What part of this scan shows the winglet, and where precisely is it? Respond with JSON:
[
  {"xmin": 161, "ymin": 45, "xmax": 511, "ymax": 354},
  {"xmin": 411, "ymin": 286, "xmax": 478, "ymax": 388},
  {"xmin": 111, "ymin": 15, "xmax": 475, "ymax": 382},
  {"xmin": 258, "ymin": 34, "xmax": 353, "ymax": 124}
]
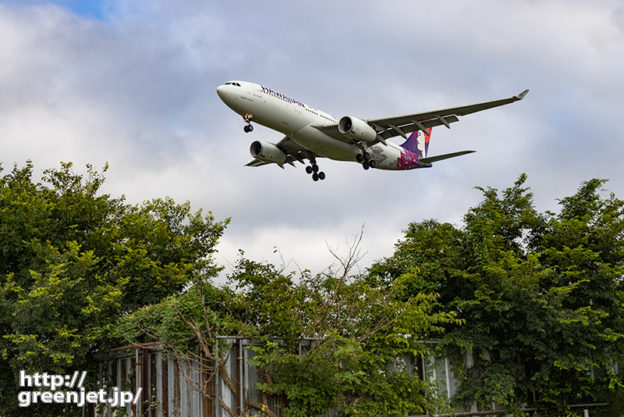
[{"xmin": 516, "ymin": 89, "xmax": 529, "ymax": 100}]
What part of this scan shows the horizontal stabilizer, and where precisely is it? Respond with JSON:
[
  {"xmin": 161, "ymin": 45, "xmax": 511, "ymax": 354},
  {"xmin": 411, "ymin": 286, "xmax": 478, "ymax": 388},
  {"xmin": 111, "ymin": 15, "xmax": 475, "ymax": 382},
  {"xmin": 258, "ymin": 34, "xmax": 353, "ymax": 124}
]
[{"xmin": 420, "ymin": 150, "xmax": 475, "ymax": 164}]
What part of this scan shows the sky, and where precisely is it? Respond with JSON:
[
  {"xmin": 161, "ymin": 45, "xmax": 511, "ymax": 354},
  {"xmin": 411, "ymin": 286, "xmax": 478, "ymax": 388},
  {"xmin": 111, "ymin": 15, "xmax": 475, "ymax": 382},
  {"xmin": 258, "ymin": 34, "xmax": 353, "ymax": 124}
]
[{"xmin": 1, "ymin": 0, "xmax": 624, "ymax": 278}]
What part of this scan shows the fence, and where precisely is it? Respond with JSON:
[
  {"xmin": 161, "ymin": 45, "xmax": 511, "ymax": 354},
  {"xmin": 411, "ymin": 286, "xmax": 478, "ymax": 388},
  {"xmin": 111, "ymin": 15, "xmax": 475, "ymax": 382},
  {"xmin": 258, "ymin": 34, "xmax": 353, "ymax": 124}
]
[
  {"xmin": 94, "ymin": 341, "xmax": 205, "ymax": 417},
  {"xmin": 93, "ymin": 337, "xmax": 461, "ymax": 417},
  {"xmin": 93, "ymin": 337, "xmax": 286, "ymax": 417},
  {"xmin": 93, "ymin": 338, "xmax": 618, "ymax": 417}
]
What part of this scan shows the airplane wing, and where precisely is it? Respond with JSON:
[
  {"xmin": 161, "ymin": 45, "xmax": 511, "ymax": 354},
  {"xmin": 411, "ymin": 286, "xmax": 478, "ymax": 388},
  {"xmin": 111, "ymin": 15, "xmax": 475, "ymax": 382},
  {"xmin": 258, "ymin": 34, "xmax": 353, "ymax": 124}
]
[
  {"xmin": 369, "ymin": 89, "xmax": 529, "ymax": 141},
  {"xmin": 313, "ymin": 89, "xmax": 529, "ymax": 144},
  {"xmin": 245, "ymin": 136, "xmax": 321, "ymax": 168}
]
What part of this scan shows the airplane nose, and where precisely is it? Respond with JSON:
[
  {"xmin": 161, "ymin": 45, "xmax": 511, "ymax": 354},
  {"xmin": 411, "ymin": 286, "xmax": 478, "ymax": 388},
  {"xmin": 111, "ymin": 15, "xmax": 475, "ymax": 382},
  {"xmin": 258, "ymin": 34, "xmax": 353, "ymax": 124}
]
[
  {"xmin": 216, "ymin": 84, "xmax": 235, "ymax": 104},
  {"xmin": 216, "ymin": 85, "xmax": 226, "ymax": 99}
]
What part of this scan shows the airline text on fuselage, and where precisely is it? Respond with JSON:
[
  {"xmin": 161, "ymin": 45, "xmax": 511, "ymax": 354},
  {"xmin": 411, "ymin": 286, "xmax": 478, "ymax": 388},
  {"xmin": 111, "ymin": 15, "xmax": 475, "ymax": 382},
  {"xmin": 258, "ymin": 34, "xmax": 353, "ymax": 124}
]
[{"xmin": 260, "ymin": 85, "xmax": 305, "ymax": 108}]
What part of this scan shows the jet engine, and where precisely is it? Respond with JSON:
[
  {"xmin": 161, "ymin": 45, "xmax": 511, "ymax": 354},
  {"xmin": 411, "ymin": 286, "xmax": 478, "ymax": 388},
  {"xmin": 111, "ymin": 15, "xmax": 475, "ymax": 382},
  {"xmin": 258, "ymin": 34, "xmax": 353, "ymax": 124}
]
[
  {"xmin": 250, "ymin": 140, "xmax": 287, "ymax": 164},
  {"xmin": 338, "ymin": 116, "xmax": 377, "ymax": 143}
]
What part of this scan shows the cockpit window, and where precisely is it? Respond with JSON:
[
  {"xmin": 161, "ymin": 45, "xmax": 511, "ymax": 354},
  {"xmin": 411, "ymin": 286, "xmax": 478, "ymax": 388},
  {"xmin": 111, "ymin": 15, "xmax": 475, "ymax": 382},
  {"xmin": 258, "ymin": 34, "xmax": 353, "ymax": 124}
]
[{"xmin": 225, "ymin": 82, "xmax": 242, "ymax": 87}]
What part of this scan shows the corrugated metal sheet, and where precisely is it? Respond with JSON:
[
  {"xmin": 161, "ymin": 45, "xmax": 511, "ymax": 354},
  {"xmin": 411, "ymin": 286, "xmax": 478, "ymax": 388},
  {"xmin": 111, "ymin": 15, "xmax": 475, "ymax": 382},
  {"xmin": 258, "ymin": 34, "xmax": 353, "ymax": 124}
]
[
  {"xmin": 95, "ymin": 342, "xmax": 206, "ymax": 417},
  {"xmin": 94, "ymin": 338, "xmax": 284, "ymax": 417},
  {"xmin": 95, "ymin": 338, "xmax": 523, "ymax": 417}
]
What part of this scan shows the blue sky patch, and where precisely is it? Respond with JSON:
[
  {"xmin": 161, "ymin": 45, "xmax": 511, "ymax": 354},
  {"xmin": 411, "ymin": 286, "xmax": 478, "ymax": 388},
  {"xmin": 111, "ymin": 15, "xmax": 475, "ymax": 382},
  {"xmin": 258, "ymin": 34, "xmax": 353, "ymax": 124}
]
[
  {"xmin": 49, "ymin": 0, "xmax": 108, "ymax": 20},
  {"xmin": 1, "ymin": 0, "xmax": 109, "ymax": 20}
]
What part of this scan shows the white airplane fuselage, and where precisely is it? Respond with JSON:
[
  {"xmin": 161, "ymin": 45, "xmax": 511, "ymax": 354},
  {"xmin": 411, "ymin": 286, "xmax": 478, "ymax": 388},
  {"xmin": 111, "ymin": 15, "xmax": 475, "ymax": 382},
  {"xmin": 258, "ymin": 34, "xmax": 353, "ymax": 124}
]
[{"xmin": 216, "ymin": 81, "xmax": 413, "ymax": 170}]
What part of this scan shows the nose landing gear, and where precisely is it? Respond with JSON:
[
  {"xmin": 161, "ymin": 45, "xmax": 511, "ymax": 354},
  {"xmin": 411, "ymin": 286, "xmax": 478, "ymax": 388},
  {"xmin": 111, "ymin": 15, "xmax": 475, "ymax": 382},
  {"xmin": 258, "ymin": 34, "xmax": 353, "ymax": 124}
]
[{"xmin": 243, "ymin": 113, "xmax": 254, "ymax": 133}]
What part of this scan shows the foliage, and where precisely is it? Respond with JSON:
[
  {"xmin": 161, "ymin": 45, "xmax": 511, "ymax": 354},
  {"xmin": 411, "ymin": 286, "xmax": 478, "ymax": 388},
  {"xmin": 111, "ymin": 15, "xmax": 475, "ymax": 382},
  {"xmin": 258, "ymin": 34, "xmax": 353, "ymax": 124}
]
[
  {"xmin": 234, "ymin": 257, "xmax": 459, "ymax": 417},
  {"xmin": 0, "ymin": 161, "xmax": 228, "ymax": 416},
  {"xmin": 5, "ymin": 160, "xmax": 622, "ymax": 416},
  {"xmin": 119, "ymin": 241, "xmax": 461, "ymax": 417},
  {"xmin": 369, "ymin": 174, "xmax": 624, "ymax": 413}
]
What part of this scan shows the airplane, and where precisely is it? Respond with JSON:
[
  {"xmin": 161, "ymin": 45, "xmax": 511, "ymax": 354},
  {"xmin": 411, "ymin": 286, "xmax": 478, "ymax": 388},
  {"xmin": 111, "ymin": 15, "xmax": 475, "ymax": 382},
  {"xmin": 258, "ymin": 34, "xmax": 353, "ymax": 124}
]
[{"xmin": 216, "ymin": 81, "xmax": 528, "ymax": 182}]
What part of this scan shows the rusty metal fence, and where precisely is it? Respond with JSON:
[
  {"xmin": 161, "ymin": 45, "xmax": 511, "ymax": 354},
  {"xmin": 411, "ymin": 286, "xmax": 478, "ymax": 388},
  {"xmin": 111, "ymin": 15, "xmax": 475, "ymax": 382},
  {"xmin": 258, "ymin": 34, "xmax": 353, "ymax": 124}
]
[
  {"xmin": 94, "ymin": 339, "xmax": 621, "ymax": 417},
  {"xmin": 92, "ymin": 338, "xmax": 452, "ymax": 417},
  {"xmin": 94, "ymin": 341, "xmax": 206, "ymax": 417},
  {"xmin": 93, "ymin": 337, "xmax": 285, "ymax": 417}
]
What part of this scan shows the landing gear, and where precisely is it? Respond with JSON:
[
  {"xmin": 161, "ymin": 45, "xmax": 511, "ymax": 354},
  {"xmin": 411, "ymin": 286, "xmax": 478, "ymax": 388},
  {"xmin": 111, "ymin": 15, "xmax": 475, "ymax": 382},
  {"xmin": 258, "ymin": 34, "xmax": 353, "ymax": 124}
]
[
  {"xmin": 243, "ymin": 113, "xmax": 254, "ymax": 133},
  {"xmin": 305, "ymin": 161, "xmax": 325, "ymax": 181},
  {"xmin": 357, "ymin": 149, "xmax": 376, "ymax": 170}
]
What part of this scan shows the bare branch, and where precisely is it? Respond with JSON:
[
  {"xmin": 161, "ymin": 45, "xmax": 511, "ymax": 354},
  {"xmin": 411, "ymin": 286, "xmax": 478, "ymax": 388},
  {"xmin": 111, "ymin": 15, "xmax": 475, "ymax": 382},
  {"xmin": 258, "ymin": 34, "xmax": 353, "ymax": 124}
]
[{"xmin": 325, "ymin": 224, "xmax": 367, "ymax": 281}]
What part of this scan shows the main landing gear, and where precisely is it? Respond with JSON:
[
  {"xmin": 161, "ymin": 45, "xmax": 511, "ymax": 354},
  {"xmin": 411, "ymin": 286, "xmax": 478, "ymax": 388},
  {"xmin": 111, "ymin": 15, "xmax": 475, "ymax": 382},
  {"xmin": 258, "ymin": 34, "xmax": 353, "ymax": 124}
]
[
  {"xmin": 243, "ymin": 113, "xmax": 254, "ymax": 133},
  {"xmin": 305, "ymin": 162, "xmax": 326, "ymax": 181},
  {"xmin": 356, "ymin": 151, "xmax": 376, "ymax": 170}
]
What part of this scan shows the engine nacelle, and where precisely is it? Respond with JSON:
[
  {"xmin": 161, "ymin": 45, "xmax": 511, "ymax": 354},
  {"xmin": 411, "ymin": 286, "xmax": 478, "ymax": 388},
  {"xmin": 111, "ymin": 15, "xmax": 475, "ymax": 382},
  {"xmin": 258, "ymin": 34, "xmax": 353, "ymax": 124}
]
[
  {"xmin": 250, "ymin": 140, "xmax": 287, "ymax": 164},
  {"xmin": 338, "ymin": 116, "xmax": 377, "ymax": 143}
]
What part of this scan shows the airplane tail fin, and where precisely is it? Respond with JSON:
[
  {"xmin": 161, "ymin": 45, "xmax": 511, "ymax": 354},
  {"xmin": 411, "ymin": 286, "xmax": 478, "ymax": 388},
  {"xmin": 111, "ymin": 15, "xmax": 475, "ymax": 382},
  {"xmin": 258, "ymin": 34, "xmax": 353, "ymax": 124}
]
[{"xmin": 400, "ymin": 128, "xmax": 431, "ymax": 159}]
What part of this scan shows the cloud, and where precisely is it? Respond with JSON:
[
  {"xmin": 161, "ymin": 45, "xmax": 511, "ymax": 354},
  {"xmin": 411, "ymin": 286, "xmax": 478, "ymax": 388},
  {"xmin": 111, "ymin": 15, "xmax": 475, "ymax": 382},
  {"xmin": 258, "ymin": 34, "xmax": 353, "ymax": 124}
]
[{"xmin": 1, "ymin": 0, "xmax": 623, "ymax": 276}]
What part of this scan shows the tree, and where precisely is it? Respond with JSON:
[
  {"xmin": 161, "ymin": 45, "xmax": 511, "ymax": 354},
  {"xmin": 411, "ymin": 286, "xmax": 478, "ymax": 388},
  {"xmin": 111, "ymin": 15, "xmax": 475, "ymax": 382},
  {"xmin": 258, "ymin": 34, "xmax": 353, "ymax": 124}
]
[
  {"xmin": 117, "ymin": 234, "xmax": 460, "ymax": 417},
  {"xmin": 369, "ymin": 174, "xmax": 624, "ymax": 414},
  {"xmin": 0, "ymin": 161, "xmax": 228, "ymax": 416}
]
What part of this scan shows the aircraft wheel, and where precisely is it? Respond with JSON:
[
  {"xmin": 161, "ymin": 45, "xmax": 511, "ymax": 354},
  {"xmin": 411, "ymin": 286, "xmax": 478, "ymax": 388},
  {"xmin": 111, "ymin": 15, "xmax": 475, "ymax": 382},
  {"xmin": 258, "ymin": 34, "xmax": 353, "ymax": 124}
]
[
  {"xmin": 363, "ymin": 161, "xmax": 370, "ymax": 170},
  {"xmin": 305, "ymin": 166, "xmax": 313, "ymax": 174},
  {"xmin": 363, "ymin": 151, "xmax": 370, "ymax": 161},
  {"xmin": 356, "ymin": 154, "xmax": 364, "ymax": 163},
  {"xmin": 312, "ymin": 164, "xmax": 319, "ymax": 172},
  {"xmin": 244, "ymin": 125, "xmax": 253, "ymax": 133},
  {"xmin": 318, "ymin": 172, "xmax": 326, "ymax": 180},
  {"xmin": 369, "ymin": 160, "xmax": 376, "ymax": 169},
  {"xmin": 312, "ymin": 173, "xmax": 319, "ymax": 181}
]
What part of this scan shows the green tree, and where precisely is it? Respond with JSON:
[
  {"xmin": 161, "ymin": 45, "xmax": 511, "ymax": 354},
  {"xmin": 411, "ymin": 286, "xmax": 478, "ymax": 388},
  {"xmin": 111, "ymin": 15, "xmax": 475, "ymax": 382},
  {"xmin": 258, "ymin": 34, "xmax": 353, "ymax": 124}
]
[
  {"xmin": 118, "ymin": 238, "xmax": 460, "ymax": 417},
  {"xmin": 0, "ymin": 161, "xmax": 228, "ymax": 416},
  {"xmin": 369, "ymin": 175, "xmax": 624, "ymax": 414}
]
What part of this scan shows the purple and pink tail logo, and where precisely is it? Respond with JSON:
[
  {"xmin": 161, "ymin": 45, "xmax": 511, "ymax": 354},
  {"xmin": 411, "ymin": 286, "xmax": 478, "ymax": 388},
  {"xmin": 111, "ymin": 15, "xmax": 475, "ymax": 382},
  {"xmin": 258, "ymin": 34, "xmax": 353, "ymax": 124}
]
[{"xmin": 400, "ymin": 128, "xmax": 431, "ymax": 159}]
